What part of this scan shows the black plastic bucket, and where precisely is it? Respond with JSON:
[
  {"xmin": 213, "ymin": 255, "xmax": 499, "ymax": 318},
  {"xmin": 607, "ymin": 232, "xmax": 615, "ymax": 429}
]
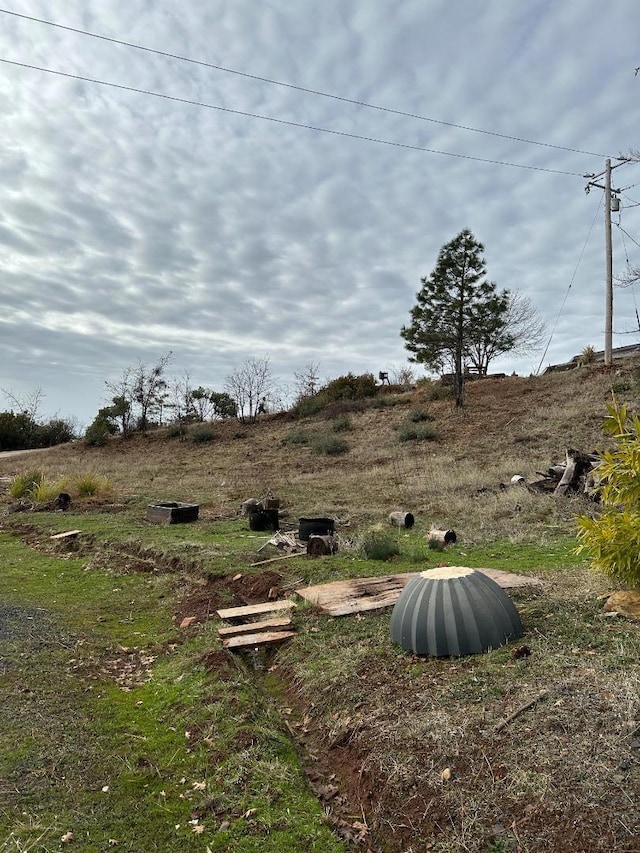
[{"xmin": 298, "ymin": 517, "xmax": 335, "ymax": 541}]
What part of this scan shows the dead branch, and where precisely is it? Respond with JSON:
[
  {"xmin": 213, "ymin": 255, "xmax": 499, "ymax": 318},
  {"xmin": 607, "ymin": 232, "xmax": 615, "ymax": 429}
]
[{"xmin": 491, "ymin": 689, "xmax": 549, "ymax": 734}]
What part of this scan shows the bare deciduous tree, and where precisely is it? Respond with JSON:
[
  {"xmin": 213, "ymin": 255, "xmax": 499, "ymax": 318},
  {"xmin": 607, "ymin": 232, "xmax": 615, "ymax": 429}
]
[
  {"xmin": 1, "ymin": 386, "xmax": 44, "ymax": 419},
  {"xmin": 225, "ymin": 356, "xmax": 274, "ymax": 424},
  {"xmin": 293, "ymin": 362, "xmax": 321, "ymax": 402},
  {"xmin": 105, "ymin": 352, "xmax": 172, "ymax": 433}
]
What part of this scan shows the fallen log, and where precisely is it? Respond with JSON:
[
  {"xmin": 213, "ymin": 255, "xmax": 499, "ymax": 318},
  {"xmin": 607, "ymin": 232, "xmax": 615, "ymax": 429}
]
[
  {"xmin": 428, "ymin": 528, "xmax": 457, "ymax": 548},
  {"xmin": 388, "ymin": 511, "xmax": 415, "ymax": 529}
]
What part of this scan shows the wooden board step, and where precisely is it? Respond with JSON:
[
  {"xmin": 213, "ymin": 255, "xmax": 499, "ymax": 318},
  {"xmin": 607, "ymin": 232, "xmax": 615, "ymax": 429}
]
[
  {"xmin": 222, "ymin": 630, "xmax": 296, "ymax": 650},
  {"xmin": 50, "ymin": 530, "xmax": 81, "ymax": 540},
  {"xmin": 218, "ymin": 617, "xmax": 292, "ymax": 638},
  {"xmin": 216, "ymin": 600, "xmax": 296, "ymax": 620}
]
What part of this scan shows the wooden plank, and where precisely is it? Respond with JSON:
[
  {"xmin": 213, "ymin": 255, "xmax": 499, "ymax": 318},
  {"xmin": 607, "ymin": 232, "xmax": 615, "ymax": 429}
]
[
  {"xmin": 50, "ymin": 530, "xmax": 81, "ymax": 540},
  {"xmin": 296, "ymin": 568, "xmax": 543, "ymax": 617},
  {"xmin": 216, "ymin": 599, "xmax": 295, "ymax": 620},
  {"xmin": 250, "ymin": 552, "xmax": 304, "ymax": 567},
  {"xmin": 218, "ymin": 617, "xmax": 292, "ymax": 638},
  {"xmin": 222, "ymin": 630, "xmax": 296, "ymax": 649}
]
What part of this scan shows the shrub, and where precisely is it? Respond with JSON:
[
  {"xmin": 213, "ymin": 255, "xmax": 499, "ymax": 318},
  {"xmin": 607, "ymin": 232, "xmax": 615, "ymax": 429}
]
[
  {"xmin": 188, "ymin": 424, "xmax": 215, "ymax": 443},
  {"xmin": 331, "ymin": 415, "xmax": 352, "ymax": 433},
  {"xmin": 9, "ymin": 470, "xmax": 44, "ymax": 499},
  {"xmin": 576, "ymin": 399, "xmax": 640, "ymax": 585},
  {"xmin": 359, "ymin": 530, "xmax": 400, "ymax": 561},
  {"xmin": 311, "ymin": 435, "xmax": 349, "ymax": 456},
  {"xmin": 292, "ymin": 395, "xmax": 325, "ymax": 418},
  {"xmin": 75, "ymin": 472, "xmax": 111, "ymax": 497},
  {"xmin": 410, "ymin": 407, "xmax": 433, "ymax": 423},
  {"xmin": 321, "ymin": 372, "xmax": 377, "ymax": 402},
  {"xmin": 281, "ymin": 427, "xmax": 311, "ymax": 446},
  {"xmin": 427, "ymin": 383, "xmax": 451, "ymax": 401},
  {"xmin": 611, "ymin": 380, "xmax": 631, "ymax": 394},
  {"xmin": 398, "ymin": 424, "xmax": 439, "ymax": 442},
  {"xmin": 166, "ymin": 423, "xmax": 186, "ymax": 438},
  {"xmin": 0, "ymin": 411, "xmax": 38, "ymax": 451},
  {"xmin": 84, "ymin": 416, "xmax": 114, "ymax": 447},
  {"xmin": 36, "ymin": 418, "xmax": 77, "ymax": 446}
]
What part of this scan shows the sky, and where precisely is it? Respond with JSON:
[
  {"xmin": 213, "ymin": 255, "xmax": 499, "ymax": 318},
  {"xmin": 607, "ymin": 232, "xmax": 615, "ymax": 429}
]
[{"xmin": 1, "ymin": 0, "xmax": 639, "ymax": 427}]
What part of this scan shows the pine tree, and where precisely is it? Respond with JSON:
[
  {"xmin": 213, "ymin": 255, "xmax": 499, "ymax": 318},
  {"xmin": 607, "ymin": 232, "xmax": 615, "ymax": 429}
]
[{"xmin": 401, "ymin": 229, "xmax": 510, "ymax": 406}]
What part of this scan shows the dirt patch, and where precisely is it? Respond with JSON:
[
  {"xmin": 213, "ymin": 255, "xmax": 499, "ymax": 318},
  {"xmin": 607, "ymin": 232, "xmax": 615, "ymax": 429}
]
[
  {"xmin": 269, "ymin": 657, "xmax": 640, "ymax": 853},
  {"xmin": 174, "ymin": 570, "xmax": 284, "ymax": 626}
]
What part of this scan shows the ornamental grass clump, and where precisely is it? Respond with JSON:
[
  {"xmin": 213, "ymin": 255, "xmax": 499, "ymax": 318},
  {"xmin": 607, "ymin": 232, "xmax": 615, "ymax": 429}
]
[
  {"xmin": 74, "ymin": 472, "xmax": 111, "ymax": 497},
  {"xmin": 9, "ymin": 470, "xmax": 44, "ymax": 499},
  {"xmin": 31, "ymin": 477, "xmax": 70, "ymax": 502},
  {"xmin": 576, "ymin": 399, "xmax": 640, "ymax": 586}
]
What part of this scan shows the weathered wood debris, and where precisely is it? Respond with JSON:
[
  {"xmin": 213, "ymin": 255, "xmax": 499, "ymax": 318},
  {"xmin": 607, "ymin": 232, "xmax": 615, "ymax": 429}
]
[
  {"xmin": 514, "ymin": 448, "xmax": 601, "ymax": 497},
  {"xmin": 216, "ymin": 600, "xmax": 296, "ymax": 650}
]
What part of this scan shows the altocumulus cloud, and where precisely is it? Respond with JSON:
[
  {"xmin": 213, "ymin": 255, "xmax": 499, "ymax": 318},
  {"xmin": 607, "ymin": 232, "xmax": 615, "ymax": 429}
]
[{"xmin": 0, "ymin": 0, "xmax": 638, "ymax": 424}]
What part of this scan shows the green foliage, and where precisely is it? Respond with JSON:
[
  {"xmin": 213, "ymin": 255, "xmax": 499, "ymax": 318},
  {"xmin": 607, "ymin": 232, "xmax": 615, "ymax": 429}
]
[
  {"xmin": 410, "ymin": 407, "xmax": 433, "ymax": 423},
  {"xmin": 0, "ymin": 412, "xmax": 74, "ymax": 450},
  {"xmin": 331, "ymin": 414, "xmax": 352, "ymax": 432},
  {"xmin": 0, "ymin": 411, "xmax": 38, "ymax": 450},
  {"xmin": 188, "ymin": 424, "xmax": 215, "ymax": 443},
  {"xmin": 576, "ymin": 399, "xmax": 640, "ymax": 585},
  {"xmin": 401, "ymin": 229, "xmax": 511, "ymax": 406},
  {"xmin": 321, "ymin": 372, "xmax": 377, "ymax": 402},
  {"xmin": 611, "ymin": 380, "xmax": 631, "ymax": 394},
  {"xmin": 398, "ymin": 423, "xmax": 439, "ymax": 442},
  {"xmin": 281, "ymin": 427, "xmax": 311, "ymax": 446},
  {"xmin": 209, "ymin": 390, "xmax": 238, "ymax": 419},
  {"xmin": 292, "ymin": 395, "xmax": 324, "ymax": 417},
  {"xmin": 166, "ymin": 422, "xmax": 186, "ymax": 438},
  {"xmin": 311, "ymin": 435, "xmax": 349, "ymax": 456},
  {"xmin": 359, "ymin": 530, "xmax": 400, "ymax": 561},
  {"xmin": 84, "ymin": 415, "xmax": 114, "ymax": 447},
  {"xmin": 9, "ymin": 470, "xmax": 44, "ymax": 499}
]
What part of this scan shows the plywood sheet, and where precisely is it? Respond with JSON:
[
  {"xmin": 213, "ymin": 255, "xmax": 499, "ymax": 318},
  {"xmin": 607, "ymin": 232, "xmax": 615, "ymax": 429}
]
[{"xmin": 297, "ymin": 568, "xmax": 543, "ymax": 617}]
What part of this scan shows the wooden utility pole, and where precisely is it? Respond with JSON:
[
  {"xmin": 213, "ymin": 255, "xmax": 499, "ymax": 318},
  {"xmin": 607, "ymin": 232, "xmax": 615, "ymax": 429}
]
[
  {"xmin": 604, "ymin": 158, "xmax": 613, "ymax": 366},
  {"xmin": 584, "ymin": 158, "xmax": 627, "ymax": 366}
]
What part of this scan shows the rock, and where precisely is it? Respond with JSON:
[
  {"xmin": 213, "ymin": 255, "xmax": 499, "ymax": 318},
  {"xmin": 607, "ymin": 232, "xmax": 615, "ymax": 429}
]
[{"xmin": 603, "ymin": 590, "xmax": 640, "ymax": 620}]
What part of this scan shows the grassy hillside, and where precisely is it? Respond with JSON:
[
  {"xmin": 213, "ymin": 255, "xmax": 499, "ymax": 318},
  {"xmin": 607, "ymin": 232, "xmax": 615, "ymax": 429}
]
[{"xmin": 0, "ymin": 362, "xmax": 638, "ymax": 852}]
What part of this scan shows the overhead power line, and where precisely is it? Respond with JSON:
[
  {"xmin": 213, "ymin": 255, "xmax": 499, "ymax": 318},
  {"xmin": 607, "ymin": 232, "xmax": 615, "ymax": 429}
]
[
  {"xmin": 0, "ymin": 6, "xmax": 612, "ymax": 160},
  {"xmin": 535, "ymin": 196, "xmax": 603, "ymax": 374},
  {"xmin": 0, "ymin": 58, "xmax": 586, "ymax": 176}
]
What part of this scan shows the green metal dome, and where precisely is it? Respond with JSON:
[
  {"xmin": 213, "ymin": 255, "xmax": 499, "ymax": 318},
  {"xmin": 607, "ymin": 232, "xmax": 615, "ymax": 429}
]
[{"xmin": 390, "ymin": 567, "xmax": 523, "ymax": 657}]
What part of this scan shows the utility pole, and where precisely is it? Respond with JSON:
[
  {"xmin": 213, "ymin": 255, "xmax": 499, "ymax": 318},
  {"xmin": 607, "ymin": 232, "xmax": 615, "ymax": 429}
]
[
  {"xmin": 584, "ymin": 159, "xmax": 627, "ymax": 366},
  {"xmin": 604, "ymin": 159, "xmax": 613, "ymax": 365}
]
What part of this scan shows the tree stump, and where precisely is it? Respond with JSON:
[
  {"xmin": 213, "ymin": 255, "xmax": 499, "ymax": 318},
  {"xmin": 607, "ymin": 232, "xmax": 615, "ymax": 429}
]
[{"xmin": 306, "ymin": 535, "xmax": 338, "ymax": 557}]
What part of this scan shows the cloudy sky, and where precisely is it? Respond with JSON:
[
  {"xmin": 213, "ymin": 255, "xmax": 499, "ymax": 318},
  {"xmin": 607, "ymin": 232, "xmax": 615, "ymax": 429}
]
[{"xmin": 1, "ymin": 1, "xmax": 639, "ymax": 426}]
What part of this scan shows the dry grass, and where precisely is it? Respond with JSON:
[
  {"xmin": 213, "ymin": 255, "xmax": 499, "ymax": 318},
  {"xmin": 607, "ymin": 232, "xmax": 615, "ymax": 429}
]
[
  {"xmin": 2, "ymin": 362, "xmax": 639, "ymax": 852},
  {"xmin": 2, "ymin": 364, "xmax": 631, "ymax": 541}
]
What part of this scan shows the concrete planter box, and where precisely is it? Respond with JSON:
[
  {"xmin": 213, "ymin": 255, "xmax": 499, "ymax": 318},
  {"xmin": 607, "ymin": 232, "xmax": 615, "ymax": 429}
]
[{"xmin": 147, "ymin": 502, "xmax": 199, "ymax": 524}]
